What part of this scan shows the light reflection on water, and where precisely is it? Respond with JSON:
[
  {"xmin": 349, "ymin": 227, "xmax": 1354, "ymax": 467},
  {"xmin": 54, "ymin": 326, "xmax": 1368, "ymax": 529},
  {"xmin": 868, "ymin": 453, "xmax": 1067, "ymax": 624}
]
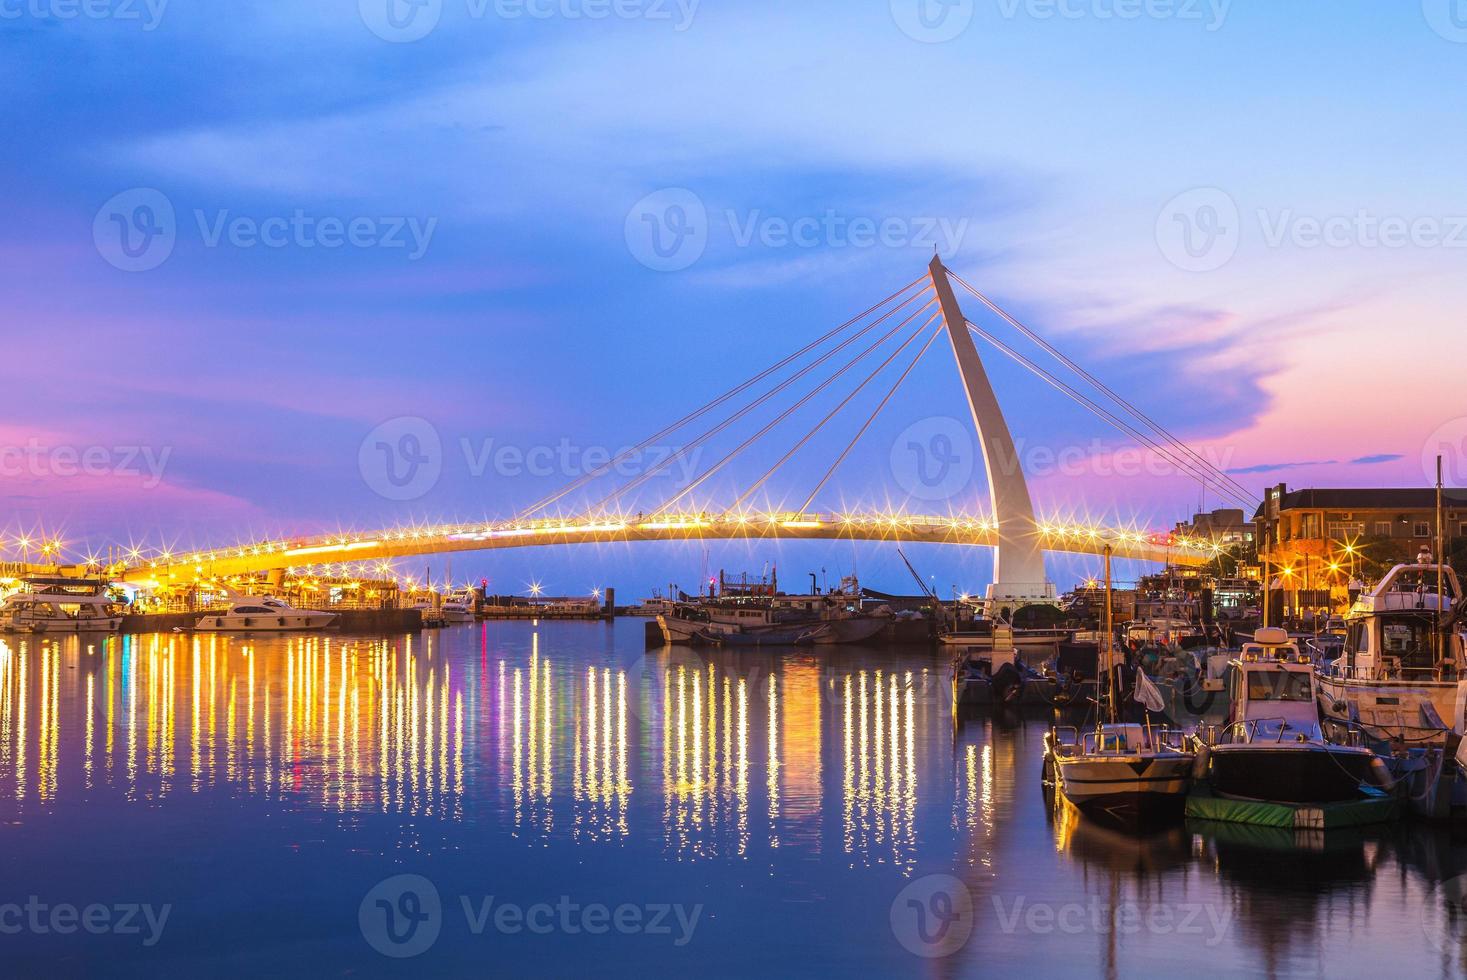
[{"xmin": 1, "ymin": 622, "xmax": 1466, "ymax": 978}]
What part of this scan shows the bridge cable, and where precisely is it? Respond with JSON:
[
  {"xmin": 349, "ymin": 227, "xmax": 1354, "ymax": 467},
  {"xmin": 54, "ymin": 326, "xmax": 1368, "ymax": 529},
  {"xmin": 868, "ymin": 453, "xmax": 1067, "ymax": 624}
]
[
  {"xmin": 584, "ymin": 290, "xmax": 938, "ymax": 516},
  {"xmin": 946, "ymin": 268, "xmax": 1254, "ymax": 504},
  {"xmin": 796, "ymin": 317, "xmax": 946, "ymax": 515},
  {"xmin": 512, "ymin": 274, "xmax": 931, "ymax": 520},
  {"xmin": 964, "ymin": 321, "xmax": 1254, "ymax": 508},
  {"xmin": 649, "ymin": 301, "xmax": 942, "ymax": 516},
  {"xmin": 729, "ymin": 312, "xmax": 946, "ymax": 514}
]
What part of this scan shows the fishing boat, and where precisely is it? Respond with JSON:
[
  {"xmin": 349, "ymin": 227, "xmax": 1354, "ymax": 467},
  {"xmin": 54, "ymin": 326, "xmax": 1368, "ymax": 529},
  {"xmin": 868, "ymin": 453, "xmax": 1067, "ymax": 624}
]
[
  {"xmin": 1315, "ymin": 561, "xmax": 1466, "ymax": 745},
  {"xmin": 195, "ymin": 596, "xmax": 337, "ymax": 632},
  {"xmin": 657, "ymin": 569, "xmax": 888, "ymax": 646},
  {"xmin": 0, "ymin": 577, "xmax": 126, "ymax": 633},
  {"xmin": 1196, "ymin": 628, "xmax": 1391, "ymax": 804},
  {"xmin": 1043, "ymin": 545, "xmax": 1195, "ymax": 824}
]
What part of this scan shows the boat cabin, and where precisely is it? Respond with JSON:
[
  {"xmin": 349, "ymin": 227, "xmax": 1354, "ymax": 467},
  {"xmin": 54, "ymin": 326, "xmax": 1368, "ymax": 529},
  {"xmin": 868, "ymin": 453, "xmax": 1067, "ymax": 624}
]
[
  {"xmin": 1335, "ymin": 564, "xmax": 1464, "ymax": 682},
  {"xmin": 1222, "ymin": 628, "xmax": 1324, "ymax": 743}
]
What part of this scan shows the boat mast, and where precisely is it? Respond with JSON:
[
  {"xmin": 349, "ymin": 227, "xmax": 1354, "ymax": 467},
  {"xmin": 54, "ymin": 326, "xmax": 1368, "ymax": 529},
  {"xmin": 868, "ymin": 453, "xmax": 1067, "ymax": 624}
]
[
  {"xmin": 1104, "ymin": 543, "xmax": 1115, "ymax": 725},
  {"xmin": 1438, "ymin": 455, "xmax": 1445, "ymax": 665}
]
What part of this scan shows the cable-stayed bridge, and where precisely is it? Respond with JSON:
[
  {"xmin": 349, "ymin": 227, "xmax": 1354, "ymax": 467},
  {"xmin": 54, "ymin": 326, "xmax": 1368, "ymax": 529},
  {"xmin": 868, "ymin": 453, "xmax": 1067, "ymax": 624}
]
[{"xmin": 15, "ymin": 258, "xmax": 1250, "ymax": 592}]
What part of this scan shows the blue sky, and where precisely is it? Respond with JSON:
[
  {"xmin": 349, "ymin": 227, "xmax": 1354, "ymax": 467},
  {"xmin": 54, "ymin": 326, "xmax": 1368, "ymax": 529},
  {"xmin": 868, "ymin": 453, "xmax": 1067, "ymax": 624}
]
[{"xmin": 4, "ymin": 1, "xmax": 1466, "ymax": 595}]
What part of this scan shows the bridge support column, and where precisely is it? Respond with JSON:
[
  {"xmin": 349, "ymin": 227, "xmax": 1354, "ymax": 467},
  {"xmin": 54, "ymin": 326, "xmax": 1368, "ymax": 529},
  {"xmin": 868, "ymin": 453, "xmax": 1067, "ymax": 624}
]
[{"xmin": 928, "ymin": 255, "xmax": 1053, "ymax": 614}]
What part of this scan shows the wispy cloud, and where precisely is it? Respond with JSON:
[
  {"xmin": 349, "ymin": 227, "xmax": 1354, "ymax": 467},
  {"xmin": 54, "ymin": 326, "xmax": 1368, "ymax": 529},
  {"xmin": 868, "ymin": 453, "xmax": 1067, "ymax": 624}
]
[{"xmin": 1351, "ymin": 453, "xmax": 1404, "ymax": 465}]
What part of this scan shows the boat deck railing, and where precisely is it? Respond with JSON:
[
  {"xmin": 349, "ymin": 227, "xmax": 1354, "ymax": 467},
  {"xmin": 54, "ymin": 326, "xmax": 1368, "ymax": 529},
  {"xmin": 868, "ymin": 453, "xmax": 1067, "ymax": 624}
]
[{"xmin": 1052, "ymin": 724, "xmax": 1189, "ymax": 756}]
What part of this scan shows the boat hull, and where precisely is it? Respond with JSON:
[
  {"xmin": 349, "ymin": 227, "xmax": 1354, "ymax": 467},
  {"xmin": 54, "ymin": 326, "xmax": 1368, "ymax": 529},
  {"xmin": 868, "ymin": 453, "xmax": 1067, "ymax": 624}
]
[
  {"xmin": 1316, "ymin": 674, "xmax": 1457, "ymax": 744},
  {"xmin": 195, "ymin": 612, "xmax": 337, "ymax": 632},
  {"xmin": 1054, "ymin": 755, "xmax": 1193, "ymax": 824},
  {"xmin": 1205, "ymin": 743, "xmax": 1385, "ymax": 805},
  {"xmin": 1, "ymin": 617, "xmax": 123, "ymax": 633}
]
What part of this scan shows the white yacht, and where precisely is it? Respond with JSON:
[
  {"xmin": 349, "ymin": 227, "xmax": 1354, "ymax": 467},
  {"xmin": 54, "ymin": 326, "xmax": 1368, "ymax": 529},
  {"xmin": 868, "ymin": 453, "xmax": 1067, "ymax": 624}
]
[
  {"xmin": 195, "ymin": 596, "xmax": 337, "ymax": 632},
  {"xmin": 0, "ymin": 578, "xmax": 125, "ymax": 633},
  {"xmin": 442, "ymin": 589, "xmax": 476, "ymax": 623},
  {"xmin": 1316, "ymin": 562, "xmax": 1467, "ymax": 744}
]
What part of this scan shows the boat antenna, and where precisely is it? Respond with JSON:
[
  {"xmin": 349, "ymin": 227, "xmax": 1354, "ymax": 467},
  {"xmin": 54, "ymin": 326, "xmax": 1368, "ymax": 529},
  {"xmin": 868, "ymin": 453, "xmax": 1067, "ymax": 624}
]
[{"xmin": 1438, "ymin": 455, "xmax": 1445, "ymax": 664}]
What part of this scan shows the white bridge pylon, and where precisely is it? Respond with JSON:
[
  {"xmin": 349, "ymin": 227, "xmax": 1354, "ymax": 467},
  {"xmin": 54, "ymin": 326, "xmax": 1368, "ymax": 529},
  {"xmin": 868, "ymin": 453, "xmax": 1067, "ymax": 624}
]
[
  {"xmin": 82, "ymin": 256, "xmax": 1245, "ymax": 587},
  {"xmin": 928, "ymin": 255, "xmax": 1050, "ymax": 605}
]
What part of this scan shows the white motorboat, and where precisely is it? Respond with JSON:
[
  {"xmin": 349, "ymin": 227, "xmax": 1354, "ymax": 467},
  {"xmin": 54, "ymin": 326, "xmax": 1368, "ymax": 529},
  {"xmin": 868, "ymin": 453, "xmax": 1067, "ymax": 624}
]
[
  {"xmin": 1316, "ymin": 562, "xmax": 1467, "ymax": 745},
  {"xmin": 1044, "ymin": 545, "xmax": 1195, "ymax": 825},
  {"xmin": 0, "ymin": 578, "xmax": 125, "ymax": 633},
  {"xmin": 195, "ymin": 596, "xmax": 336, "ymax": 632},
  {"xmin": 1198, "ymin": 628, "xmax": 1390, "ymax": 803}
]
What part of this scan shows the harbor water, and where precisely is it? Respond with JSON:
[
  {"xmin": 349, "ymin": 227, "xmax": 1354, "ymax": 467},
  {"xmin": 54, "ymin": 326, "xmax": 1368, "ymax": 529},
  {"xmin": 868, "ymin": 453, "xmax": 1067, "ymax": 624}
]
[{"xmin": 1, "ymin": 621, "xmax": 1465, "ymax": 977}]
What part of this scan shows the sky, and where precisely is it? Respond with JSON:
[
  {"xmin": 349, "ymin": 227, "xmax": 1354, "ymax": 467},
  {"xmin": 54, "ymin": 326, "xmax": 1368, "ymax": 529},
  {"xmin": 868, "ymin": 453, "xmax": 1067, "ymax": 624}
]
[{"xmin": 3, "ymin": 0, "xmax": 1466, "ymax": 596}]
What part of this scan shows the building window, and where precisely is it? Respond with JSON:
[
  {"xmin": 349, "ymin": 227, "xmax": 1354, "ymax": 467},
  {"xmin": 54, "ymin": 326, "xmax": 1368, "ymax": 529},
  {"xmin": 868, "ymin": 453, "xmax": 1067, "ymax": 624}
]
[
  {"xmin": 1460, "ymin": 522, "xmax": 1467, "ymax": 539},
  {"xmin": 1328, "ymin": 522, "xmax": 1364, "ymax": 539},
  {"xmin": 1376, "ymin": 522, "xmax": 1393, "ymax": 538},
  {"xmin": 1414, "ymin": 522, "xmax": 1431, "ymax": 538}
]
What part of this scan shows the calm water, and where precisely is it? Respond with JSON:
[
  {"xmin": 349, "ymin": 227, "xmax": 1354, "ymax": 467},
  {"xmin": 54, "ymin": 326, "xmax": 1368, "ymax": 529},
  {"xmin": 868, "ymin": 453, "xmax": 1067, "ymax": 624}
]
[{"xmin": 2, "ymin": 621, "xmax": 1466, "ymax": 978}]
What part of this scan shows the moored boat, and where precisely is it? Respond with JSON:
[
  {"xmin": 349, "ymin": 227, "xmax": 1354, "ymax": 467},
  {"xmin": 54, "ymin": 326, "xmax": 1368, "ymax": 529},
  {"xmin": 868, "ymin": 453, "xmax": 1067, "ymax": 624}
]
[
  {"xmin": 195, "ymin": 596, "xmax": 337, "ymax": 632},
  {"xmin": 0, "ymin": 577, "xmax": 125, "ymax": 633},
  {"xmin": 1197, "ymin": 628, "xmax": 1391, "ymax": 804},
  {"xmin": 1315, "ymin": 562, "xmax": 1466, "ymax": 745}
]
